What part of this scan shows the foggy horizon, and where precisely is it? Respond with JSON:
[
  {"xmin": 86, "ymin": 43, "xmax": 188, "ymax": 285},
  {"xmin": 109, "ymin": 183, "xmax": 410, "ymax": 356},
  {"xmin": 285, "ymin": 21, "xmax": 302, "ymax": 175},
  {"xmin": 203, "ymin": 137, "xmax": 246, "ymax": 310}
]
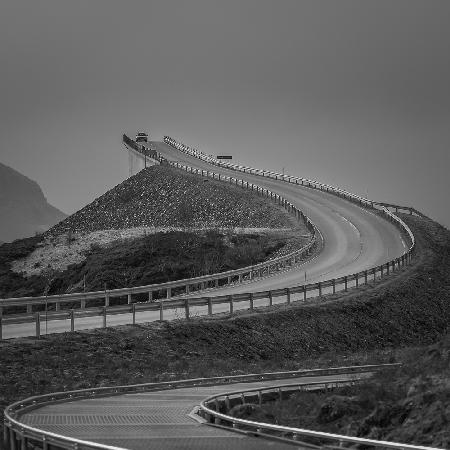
[{"xmin": 1, "ymin": 0, "xmax": 449, "ymax": 228}]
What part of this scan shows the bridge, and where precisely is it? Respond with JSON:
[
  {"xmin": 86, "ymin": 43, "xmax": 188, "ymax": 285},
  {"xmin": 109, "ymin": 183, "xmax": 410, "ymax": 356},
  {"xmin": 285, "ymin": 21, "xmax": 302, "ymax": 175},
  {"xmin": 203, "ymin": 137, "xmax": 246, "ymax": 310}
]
[{"xmin": 3, "ymin": 135, "xmax": 435, "ymax": 450}]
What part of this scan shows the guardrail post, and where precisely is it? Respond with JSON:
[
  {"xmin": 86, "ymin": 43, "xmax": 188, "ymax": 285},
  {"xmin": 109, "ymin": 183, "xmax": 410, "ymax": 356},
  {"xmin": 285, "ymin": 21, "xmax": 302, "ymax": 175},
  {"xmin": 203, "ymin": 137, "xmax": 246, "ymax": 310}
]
[
  {"xmin": 344, "ymin": 276, "xmax": 348, "ymax": 291},
  {"xmin": 186, "ymin": 284, "xmax": 190, "ymax": 294},
  {"xmin": 318, "ymin": 282, "xmax": 322, "ymax": 297},
  {"xmin": 27, "ymin": 303, "xmax": 32, "ymax": 314},
  {"xmin": 103, "ymin": 306, "xmax": 107, "ymax": 328},
  {"xmin": 55, "ymin": 301, "xmax": 60, "ymax": 311},
  {"xmin": 105, "ymin": 291, "xmax": 109, "ymax": 307},
  {"xmin": 42, "ymin": 436, "xmax": 48, "ymax": 450},
  {"xmin": 332, "ymin": 279, "xmax": 336, "ymax": 294},
  {"xmin": 35, "ymin": 312, "xmax": 40, "ymax": 338},
  {"xmin": 380, "ymin": 265, "xmax": 384, "ymax": 278},
  {"xmin": 70, "ymin": 309, "xmax": 75, "ymax": 332},
  {"xmin": 355, "ymin": 274, "xmax": 359, "ymax": 287},
  {"xmin": 148, "ymin": 291, "xmax": 153, "ymax": 302},
  {"xmin": 364, "ymin": 270, "xmax": 368, "ymax": 284},
  {"xmin": 286, "ymin": 287, "xmax": 291, "ymax": 304},
  {"xmin": 132, "ymin": 303, "xmax": 136, "ymax": 325},
  {"xmin": 80, "ymin": 298, "xmax": 86, "ymax": 309},
  {"xmin": 386, "ymin": 262, "xmax": 390, "ymax": 275},
  {"xmin": 0, "ymin": 310, "xmax": 3, "ymax": 341},
  {"xmin": 127, "ymin": 294, "xmax": 132, "ymax": 304},
  {"xmin": 159, "ymin": 300, "xmax": 164, "ymax": 321},
  {"xmin": 229, "ymin": 295, "xmax": 234, "ymax": 314},
  {"xmin": 215, "ymin": 278, "xmax": 219, "ymax": 287},
  {"xmin": 303, "ymin": 285, "xmax": 307, "ymax": 301},
  {"xmin": 249, "ymin": 293, "xmax": 254, "ymax": 310},
  {"xmin": 185, "ymin": 298, "xmax": 190, "ymax": 319},
  {"xmin": 208, "ymin": 298, "xmax": 213, "ymax": 315},
  {"xmin": 268, "ymin": 291, "xmax": 273, "ymax": 306},
  {"xmin": 166, "ymin": 287, "xmax": 172, "ymax": 299}
]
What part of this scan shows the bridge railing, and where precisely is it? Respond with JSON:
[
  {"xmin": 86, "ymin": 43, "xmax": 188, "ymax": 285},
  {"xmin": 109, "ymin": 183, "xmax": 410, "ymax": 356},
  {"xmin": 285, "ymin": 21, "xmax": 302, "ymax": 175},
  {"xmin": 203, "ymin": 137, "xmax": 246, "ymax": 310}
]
[
  {"xmin": 3, "ymin": 364, "xmax": 398, "ymax": 450},
  {"xmin": 197, "ymin": 370, "xmax": 441, "ymax": 450}
]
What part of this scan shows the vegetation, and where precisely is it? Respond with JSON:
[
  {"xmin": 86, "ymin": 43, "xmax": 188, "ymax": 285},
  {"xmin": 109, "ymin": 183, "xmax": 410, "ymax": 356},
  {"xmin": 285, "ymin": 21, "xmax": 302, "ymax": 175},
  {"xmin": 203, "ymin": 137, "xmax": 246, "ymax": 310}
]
[
  {"xmin": 0, "ymin": 231, "xmax": 289, "ymax": 298},
  {"xmin": 241, "ymin": 335, "xmax": 449, "ymax": 448}
]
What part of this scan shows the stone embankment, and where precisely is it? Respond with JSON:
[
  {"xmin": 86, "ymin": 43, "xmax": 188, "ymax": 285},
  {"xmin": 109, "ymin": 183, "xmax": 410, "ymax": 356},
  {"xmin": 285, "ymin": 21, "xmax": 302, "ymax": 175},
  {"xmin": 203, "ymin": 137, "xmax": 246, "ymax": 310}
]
[{"xmin": 47, "ymin": 165, "xmax": 294, "ymax": 236}]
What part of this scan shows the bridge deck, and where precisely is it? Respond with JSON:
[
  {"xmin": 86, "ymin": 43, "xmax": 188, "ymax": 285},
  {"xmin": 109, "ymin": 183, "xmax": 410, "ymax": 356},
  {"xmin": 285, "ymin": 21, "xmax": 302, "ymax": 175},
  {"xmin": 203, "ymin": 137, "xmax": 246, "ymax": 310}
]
[{"xmin": 19, "ymin": 375, "xmax": 349, "ymax": 449}]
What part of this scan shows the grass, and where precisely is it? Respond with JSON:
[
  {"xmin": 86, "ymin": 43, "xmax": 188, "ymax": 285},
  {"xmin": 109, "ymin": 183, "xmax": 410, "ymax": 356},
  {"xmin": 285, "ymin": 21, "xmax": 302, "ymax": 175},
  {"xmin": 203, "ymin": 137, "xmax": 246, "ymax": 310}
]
[
  {"xmin": 0, "ymin": 230, "xmax": 293, "ymax": 300},
  {"xmin": 241, "ymin": 335, "xmax": 450, "ymax": 448}
]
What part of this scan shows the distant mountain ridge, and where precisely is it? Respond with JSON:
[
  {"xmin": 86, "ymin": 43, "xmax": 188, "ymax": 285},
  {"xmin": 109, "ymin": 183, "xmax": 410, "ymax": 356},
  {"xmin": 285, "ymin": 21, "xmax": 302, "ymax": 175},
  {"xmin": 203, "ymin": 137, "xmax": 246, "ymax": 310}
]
[{"xmin": 0, "ymin": 162, "xmax": 67, "ymax": 243}]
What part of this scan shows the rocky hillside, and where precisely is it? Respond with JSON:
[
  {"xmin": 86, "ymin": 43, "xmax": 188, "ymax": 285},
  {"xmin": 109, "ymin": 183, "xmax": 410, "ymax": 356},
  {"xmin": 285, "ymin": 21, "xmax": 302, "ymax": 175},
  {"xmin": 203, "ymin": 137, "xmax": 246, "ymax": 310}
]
[
  {"xmin": 0, "ymin": 163, "xmax": 66, "ymax": 242},
  {"xmin": 47, "ymin": 165, "xmax": 293, "ymax": 237}
]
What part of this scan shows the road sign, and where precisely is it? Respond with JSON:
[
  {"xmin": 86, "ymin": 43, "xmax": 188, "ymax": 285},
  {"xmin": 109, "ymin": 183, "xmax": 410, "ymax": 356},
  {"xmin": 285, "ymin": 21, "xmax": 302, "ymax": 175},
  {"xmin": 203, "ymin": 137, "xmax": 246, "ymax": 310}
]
[{"xmin": 217, "ymin": 155, "xmax": 232, "ymax": 160}]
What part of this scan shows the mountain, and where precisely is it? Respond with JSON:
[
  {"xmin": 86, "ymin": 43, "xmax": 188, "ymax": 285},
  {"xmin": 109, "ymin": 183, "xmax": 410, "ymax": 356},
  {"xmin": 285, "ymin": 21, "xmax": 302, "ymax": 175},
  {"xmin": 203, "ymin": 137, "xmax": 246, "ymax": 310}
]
[{"xmin": 0, "ymin": 163, "xmax": 67, "ymax": 243}]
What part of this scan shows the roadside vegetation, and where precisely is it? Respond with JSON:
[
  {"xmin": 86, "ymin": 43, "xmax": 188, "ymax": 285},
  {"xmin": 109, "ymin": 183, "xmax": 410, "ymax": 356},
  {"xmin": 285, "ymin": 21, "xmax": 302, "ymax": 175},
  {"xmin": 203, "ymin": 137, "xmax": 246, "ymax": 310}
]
[
  {"xmin": 240, "ymin": 335, "xmax": 449, "ymax": 448},
  {"xmin": 0, "ymin": 230, "xmax": 292, "ymax": 298},
  {"xmin": 0, "ymin": 215, "xmax": 448, "ymax": 446}
]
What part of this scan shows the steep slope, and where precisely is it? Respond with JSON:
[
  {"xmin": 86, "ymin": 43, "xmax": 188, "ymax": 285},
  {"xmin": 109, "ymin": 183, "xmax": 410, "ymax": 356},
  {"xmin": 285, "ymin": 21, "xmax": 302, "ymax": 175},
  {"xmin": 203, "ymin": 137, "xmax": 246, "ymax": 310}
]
[
  {"xmin": 0, "ymin": 163, "xmax": 66, "ymax": 243},
  {"xmin": 47, "ymin": 164, "xmax": 293, "ymax": 236}
]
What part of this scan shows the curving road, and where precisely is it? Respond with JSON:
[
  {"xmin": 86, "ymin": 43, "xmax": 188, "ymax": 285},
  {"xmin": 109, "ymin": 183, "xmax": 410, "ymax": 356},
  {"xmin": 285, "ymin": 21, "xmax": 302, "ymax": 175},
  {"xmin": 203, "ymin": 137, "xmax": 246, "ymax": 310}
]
[
  {"xmin": 149, "ymin": 141, "xmax": 406, "ymax": 294},
  {"xmin": 18, "ymin": 373, "xmax": 359, "ymax": 450},
  {"xmin": 2, "ymin": 140, "xmax": 406, "ymax": 339}
]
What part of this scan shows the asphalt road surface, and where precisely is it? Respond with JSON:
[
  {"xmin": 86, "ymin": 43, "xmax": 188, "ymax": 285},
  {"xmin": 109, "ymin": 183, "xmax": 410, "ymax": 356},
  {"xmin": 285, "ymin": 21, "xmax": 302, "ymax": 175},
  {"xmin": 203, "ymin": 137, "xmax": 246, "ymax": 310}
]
[{"xmin": 19, "ymin": 373, "xmax": 358, "ymax": 450}]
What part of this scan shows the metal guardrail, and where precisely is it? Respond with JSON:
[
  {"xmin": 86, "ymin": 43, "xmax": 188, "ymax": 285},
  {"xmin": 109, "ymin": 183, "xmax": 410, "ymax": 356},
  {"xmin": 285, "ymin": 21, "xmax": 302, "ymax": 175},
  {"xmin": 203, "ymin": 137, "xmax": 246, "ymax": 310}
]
[
  {"xmin": 198, "ymin": 374, "xmax": 442, "ymax": 450},
  {"xmin": 3, "ymin": 365, "xmax": 398, "ymax": 450}
]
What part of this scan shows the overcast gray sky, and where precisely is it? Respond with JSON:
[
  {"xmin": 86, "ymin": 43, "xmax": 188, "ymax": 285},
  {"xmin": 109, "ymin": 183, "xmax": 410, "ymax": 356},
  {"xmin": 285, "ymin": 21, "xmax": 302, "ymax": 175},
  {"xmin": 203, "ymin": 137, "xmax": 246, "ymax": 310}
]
[{"xmin": 1, "ymin": 0, "xmax": 449, "ymax": 227}]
